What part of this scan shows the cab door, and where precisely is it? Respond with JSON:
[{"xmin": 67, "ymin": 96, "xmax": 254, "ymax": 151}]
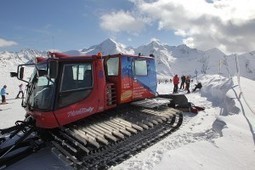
[{"xmin": 119, "ymin": 56, "xmax": 133, "ymax": 103}]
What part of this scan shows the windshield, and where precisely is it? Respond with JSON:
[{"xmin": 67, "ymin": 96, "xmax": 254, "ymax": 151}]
[{"xmin": 25, "ymin": 63, "xmax": 56, "ymax": 111}]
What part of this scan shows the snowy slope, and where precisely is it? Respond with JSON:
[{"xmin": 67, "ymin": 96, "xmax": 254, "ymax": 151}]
[{"xmin": 0, "ymin": 49, "xmax": 46, "ymax": 66}]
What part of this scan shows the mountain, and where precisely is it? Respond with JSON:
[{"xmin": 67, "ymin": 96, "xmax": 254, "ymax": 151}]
[
  {"xmin": 0, "ymin": 49, "xmax": 47, "ymax": 67},
  {"xmin": 135, "ymin": 40, "xmax": 175, "ymax": 77},
  {"xmin": 1, "ymin": 39, "xmax": 255, "ymax": 80},
  {"xmin": 81, "ymin": 38, "xmax": 134, "ymax": 55}
]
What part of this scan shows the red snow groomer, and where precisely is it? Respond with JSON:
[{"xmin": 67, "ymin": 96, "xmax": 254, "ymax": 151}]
[{"xmin": 1, "ymin": 52, "xmax": 183, "ymax": 169}]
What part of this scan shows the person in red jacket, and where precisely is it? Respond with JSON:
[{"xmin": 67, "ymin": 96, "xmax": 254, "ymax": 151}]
[{"xmin": 173, "ymin": 74, "xmax": 179, "ymax": 93}]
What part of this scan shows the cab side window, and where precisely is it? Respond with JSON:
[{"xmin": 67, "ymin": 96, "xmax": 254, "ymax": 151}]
[
  {"xmin": 61, "ymin": 63, "xmax": 92, "ymax": 91},
  {"xmin": 134, "ymin": 59, "xmax": 147, "ymax": 76},
  {"xmin": 58, "ymin": 63, "xmax": 93, "ymax": 108},
  {"xmin": 106, "ymin": 57, "xmax": 119, "ymax": 76}
]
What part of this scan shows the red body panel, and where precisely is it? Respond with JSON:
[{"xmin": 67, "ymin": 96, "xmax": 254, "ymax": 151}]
[
  {"xmin": 32, "ymin": 57, "xmax": 107, "ymax": 128},
  {"xmin": 54, "ymin": 59, "xmax": 106, "ymax": 127},
  {"xmin": 53, "ymin": 90, "xmax": 101, "ymax": 127},
  {"xmin": 27, "ymin": 53, "xmax": 156, "ymax": 129},
  {"xmin": 28, "ymin": 110, "xmax": 59, "ymax": 128}
]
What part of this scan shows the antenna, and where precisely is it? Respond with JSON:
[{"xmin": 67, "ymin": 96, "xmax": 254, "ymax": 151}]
[{"xmin": 52, "ymin": 36, "xmax": 55, "ymax": 51}]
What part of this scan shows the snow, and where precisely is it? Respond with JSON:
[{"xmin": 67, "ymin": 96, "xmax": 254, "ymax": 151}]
[{"xmin": 111, "ymin": 76, "xmax": 255, "ymax": 170}]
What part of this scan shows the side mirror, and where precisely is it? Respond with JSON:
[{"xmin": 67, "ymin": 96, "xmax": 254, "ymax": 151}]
[
  {"xmin": 10, "ymin": 66, "xmax": 24, "ymax": 79},
  {"xmin": 10, "ymin": 64, "xmax": 35, "ymax": 83},
  {"xmin": 10, "ymin": 72, "xmax": 18, "ymax": 77},
  {"xmin": 19, "ymin": 67, "xmax": 24, "ymax": 79}
]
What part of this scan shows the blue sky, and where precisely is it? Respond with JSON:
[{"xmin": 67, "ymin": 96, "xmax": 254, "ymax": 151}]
[
  {"xmin": 0, "ymin": 0, "xmax": 181, "ymax": 52},
  {"xmin": 1, "ymin": 0, "xmax": 255, "ymax": 54}
]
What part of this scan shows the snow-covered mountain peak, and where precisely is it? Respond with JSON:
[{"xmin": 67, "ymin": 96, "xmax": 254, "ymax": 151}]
[
  {"xmin": 101, "ymin": 38, "xmax": 118, "ymax": 46},
  {"xmin": 176, "ymin": 44, "xmax": 189, "ymax": 49},
  {"xmin": 164, "ymin": 44, "xmax": 203, "ymax": 59},
  {"xmin": 0, "ymin": 51, "xmax": 12, "ymax": 56},
  {"xmin": 100, "ymin": 38, "xmax": 125, "ymax": 52},
  {"xmin": 205, "ymin": 48, "xmax": 225, "ymax": 57},
  {"xmin": 18, "ymin": 49, "xmax": 47, "ymax": 61},
  {"xmin": 175, "ymin": 44, "xmax": 197, "ymax": 54},
  {"xmin": 81, "ymin": 38, "xmax": 134, "ymax": 55},
  {"xmin": 135, "ymin": 40, "xmax": 168, "ymax": 56},
  {"xmin": 146, "ymin": 40, "xmax": 167, "ymax": 50},
  {"xmin": 0, "ymin": 49, "xmax": 46, "ymax": 67},
  {"xmin": 148, "ymin": 39, "xmax": 161, "ymax": 46}
]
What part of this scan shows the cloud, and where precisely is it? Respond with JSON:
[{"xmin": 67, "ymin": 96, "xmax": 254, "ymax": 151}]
[
  {"xmin": 137, "ymin": 0, "xmax": 255, "ymax": 54},
  {"xmin": 0, "ymin": 38, "xmax": 18, "ymax": 47},
  {"xmin": 100, "ymin": 10, "xmax": 145, "ymax": 34},
  {"xmin": 100, "ymin": 0, "xmax": 255, "ymax": 54}
]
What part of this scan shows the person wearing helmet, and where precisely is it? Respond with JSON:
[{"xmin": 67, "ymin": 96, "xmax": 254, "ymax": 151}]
[{"xmin": 1, "ymin": 85, "xmax": 9, "ymax": 104}]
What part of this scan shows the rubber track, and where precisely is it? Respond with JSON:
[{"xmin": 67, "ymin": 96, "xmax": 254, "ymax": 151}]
[{"xmin": 49, "ymin": 106, "xmax": 183, "ymax": 169}]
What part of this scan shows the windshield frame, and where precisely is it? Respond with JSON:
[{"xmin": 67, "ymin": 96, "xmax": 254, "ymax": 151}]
[{"xmin": 24, "ymin": 61, "xmax": 57, "ymax": 111}]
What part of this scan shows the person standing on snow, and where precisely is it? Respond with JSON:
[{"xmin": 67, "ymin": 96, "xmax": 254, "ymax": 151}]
[
  {"xmin": 179, "ymin": 75, "xmax": 186, "ymax": 89},
  {"xmin": 16, "ymin": 84, "xmax": 24, "ymax": 99},
  {"xmin": 185, "ymin": 76, "xmax": 191, "ymax": 93},
  {"xmin": 1, "ymin": 85, "xmax": 9, "ymax": 104},
  {"xmin": 173, "ymin": 74, "xmax": 179, "ymax": 93}
]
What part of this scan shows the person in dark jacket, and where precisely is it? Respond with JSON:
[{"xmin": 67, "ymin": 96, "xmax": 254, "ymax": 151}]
[
  {"xmin": 173, "ymin": 74, "xmax": 179, "ymax": 93},
  {"xmin": 179, "ymin": 75, "xmax": 186, "ymax": 89},
  {"xmin": 193, "ymin": 82, "xmax": 202, "ymax": 92}
]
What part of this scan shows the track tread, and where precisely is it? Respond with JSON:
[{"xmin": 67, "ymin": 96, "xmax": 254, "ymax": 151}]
[{"xmin": 49, "ymin": 106, "xmax": 183, "ymax": 169}]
